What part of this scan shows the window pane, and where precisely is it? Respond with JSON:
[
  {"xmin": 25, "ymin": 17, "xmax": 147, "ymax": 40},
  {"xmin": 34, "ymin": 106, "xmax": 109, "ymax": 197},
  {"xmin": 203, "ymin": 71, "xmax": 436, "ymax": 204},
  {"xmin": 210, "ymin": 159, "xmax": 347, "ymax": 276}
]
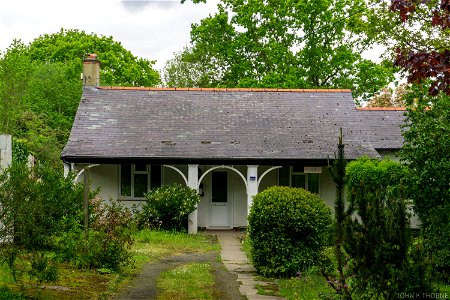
[
  {"xmin": 134, "ymin": 174, "xmax": 148, "ymax": 198},
  {"xmin": 292, "ymin": 174, "xmax": 306, "ymax": 189},
  {"xmin": 212, "ymin": 172, "xmax": 228, "ymax": 203},
  {"xmin": 120, "ymin": 164, "xmax": 131, "ymax": 196},
  {"xmin": 135, "ymin": 163, "xmax": 147, "ymax": 172},
  {"xmin": 308, "ymin": 174, "xmax": 319, "ymax": 194},
  {"xmin": 151, "ymin": 165, "xmax": 162, "ymax": 190},
  {"xmin": 279, "ymin": 167, "xmax": 290, "ymax": 186}
]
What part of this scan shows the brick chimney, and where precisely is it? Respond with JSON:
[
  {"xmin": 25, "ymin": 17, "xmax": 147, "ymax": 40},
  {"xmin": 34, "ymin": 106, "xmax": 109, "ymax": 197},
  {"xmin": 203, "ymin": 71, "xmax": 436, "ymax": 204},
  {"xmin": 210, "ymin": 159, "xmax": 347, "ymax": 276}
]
[{"xmin": 82, "ymin": 53, "xmax": 100, "ymax": 86}]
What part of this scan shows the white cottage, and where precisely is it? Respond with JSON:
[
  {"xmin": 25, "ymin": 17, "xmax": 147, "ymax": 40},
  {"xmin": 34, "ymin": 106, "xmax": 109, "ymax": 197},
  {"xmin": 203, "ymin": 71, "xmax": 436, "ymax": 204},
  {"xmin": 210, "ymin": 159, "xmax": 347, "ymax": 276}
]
[{"xmin": 61, "ymin": 56, "xmax": 405, "ymax": 233}]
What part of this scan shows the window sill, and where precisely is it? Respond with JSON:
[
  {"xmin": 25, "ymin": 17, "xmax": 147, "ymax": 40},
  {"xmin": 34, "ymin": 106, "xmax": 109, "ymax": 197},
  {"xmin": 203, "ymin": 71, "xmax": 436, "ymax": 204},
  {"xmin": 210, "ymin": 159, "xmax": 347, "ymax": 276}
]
[{"xmin": 119, "ymin": 197, "xmax": 147, "ymax": 201}]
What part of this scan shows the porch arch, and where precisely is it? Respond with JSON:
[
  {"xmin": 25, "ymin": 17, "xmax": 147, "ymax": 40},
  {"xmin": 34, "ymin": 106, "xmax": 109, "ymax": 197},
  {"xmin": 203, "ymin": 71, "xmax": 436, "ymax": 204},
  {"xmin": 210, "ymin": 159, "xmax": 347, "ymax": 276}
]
[
  {"xmin": 198, "ymin": 165, "xmax": 248, "ymax": 191},
  {"xmin": 74, "ymin": 164, "xmax": 100, "ymax": 183},
  {"xmin": 163, "ymin": 165, "xmax": 188, "ymax": 185},
  {"xmin": 257, "ymin": 166, "xmax": 282, "ymax": 188}
]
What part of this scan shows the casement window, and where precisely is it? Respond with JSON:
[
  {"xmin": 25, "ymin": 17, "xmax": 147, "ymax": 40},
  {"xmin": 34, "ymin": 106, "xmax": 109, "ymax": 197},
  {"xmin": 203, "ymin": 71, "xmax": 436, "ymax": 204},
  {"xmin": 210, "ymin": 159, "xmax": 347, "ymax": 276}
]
[
  {"xmin": 279, "ymin": 166, "xmax": 320, "ymax": 194},
  {"xmin": 120, "ymin": 164, "xmax": 161, "ymax": 198}
]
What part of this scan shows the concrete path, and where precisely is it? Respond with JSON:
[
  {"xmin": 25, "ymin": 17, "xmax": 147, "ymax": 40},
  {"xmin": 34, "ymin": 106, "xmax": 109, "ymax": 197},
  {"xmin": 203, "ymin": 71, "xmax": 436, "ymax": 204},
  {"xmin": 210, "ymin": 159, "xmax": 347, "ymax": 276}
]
[{"xmin": 210, "ymin": 231, "xmax": 285, "ymax": 300}]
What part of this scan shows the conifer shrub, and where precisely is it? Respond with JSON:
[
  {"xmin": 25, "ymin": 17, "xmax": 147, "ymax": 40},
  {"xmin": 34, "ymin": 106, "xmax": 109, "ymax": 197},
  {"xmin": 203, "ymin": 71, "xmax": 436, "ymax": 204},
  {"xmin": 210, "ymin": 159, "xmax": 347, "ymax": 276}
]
[
  {"xmin": 344, "ymin": 157, "xmax": 433, "ymax": 297},
  {"xmin": 248, "ymin": 186, "xmax": 332, "ymax": 277}
]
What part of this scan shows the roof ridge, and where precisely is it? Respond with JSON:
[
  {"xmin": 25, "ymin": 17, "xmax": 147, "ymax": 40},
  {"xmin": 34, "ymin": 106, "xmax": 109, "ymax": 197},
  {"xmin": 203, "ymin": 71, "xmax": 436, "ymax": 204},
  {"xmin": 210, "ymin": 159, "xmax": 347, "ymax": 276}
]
[
  {"xmin": 97, "ymin": 86, "xmax": 352, "ymax": 93},
  {"xmin": 357, "ymin": 107, "xmax": 406, "ymax": 111}
]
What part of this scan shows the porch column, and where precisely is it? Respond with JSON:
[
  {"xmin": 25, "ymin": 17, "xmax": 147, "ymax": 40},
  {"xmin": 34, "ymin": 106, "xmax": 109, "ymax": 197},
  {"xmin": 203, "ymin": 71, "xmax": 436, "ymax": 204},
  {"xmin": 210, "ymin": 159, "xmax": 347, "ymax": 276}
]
[
  {"xmin": 63, "ymin": 163, "xmax": 71, "ymax": 178},
  {"xmin": 187, "ymin": 164, "xmax": 199, "ymax": 234},
  {"xmin": 247, "ymin": 165, "xmax": 259, "ymax": 219}
]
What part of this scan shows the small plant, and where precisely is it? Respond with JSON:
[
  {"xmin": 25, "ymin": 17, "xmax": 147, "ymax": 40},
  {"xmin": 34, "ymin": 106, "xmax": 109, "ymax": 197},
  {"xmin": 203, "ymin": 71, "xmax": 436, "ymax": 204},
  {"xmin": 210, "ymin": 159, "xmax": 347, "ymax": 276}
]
[
  {"xmin": 28, "ymin": 252, "xmax": 59, "ymax": 284},
  {"xmin": 0, "ymin": 244, "xmax": 26, "ymax": 283},
  {"xmin": 53, "ymin": 197, "xmax": 135, "ymax": 271},
  {"xmin": 0, "ymin": 286, "xmax": 25, "ymax": 300},
  {"xmin": 136, "ymin": 184, "xmax": 200, "ymax": 231},
  {"xmin": 248, "ymin": 186, "xmax": 333, "ymax": 277}
]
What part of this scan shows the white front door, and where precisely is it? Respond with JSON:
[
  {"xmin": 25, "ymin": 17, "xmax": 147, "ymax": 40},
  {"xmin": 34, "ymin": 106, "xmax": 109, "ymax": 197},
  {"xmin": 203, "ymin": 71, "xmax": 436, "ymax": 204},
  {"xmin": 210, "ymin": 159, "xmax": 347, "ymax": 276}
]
[{"xmin": 210, "ymin": 171, "xmax": 229, "ymax": 227}]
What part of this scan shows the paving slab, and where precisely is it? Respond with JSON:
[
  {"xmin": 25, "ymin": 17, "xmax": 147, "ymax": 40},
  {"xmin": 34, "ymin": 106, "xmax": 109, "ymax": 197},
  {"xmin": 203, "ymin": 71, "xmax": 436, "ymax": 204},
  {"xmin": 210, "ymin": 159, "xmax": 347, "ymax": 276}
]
[{"xmin": 207, "ymin": 231, "xmax": 285, "ymax": 300}]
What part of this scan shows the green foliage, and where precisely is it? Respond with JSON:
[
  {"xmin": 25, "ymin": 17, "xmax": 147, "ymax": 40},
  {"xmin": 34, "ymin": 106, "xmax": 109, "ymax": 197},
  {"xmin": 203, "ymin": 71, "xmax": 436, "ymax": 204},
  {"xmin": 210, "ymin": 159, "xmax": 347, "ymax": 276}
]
[
  {"xmin": 0, "ymin": 29, "xmax": 160, "ymax": 167},
  {"xmin": 0, "ymin": 286, "xmax": 25, "ymax": 300},
  {"xmin": 53, "ymin": 197, "xmax": 135, "ymax": 271},
  {"xmin": 0, "ymin": 246, "xmax": 25, "ymax": 283},
  {"xmin": 0, "ymin": 162, "xmax": 135, "ymax": 272},
  {"xmin": 28, "ymin": 29, "xmax": 160, "ymax": 87},
  {"xmin": 368, "ymin": 1, "xmax": 449, "ymax": 96},
  {"xmin": 248, "ymin": 186, "xmax": 333, "ymax": 278},
  {"xmin": 276, "ymin": 271, "xmax": 336, "ymax": 300},
  {"xmin": 0, "ymin": 246, "xmax": 58, "ymax": 286},
  {"xmin": 87, "ymin": 197, "xmax": 135, "ymax": 270},
  {"xmin": 400, "ymin": 85, "xmax": 450, "ymax": 280},
  {"xmin": 0, "ymin": 44, "xmax": 78, "ymax": 167},
  {"xmin": 326, "ymin": 129, "xmax": 351, "ymax": 297},
  {"xmin": 157, "ymin": 263, "xmax": 215, "ymax": 300},
  {"xmin": 344, "ymin": 157, "xmax": 432, "ymax": 298},
  {"xmin": 28, "ymin": 253, "xmax": 59, "ymax": 284},
  {"xmin": 136, "ymin": 184, "xmax": 200, "ymax": 232},
  {"xmin": 165, "ymin": 0, "xmax": 395, "ymax": 100},
  {"xmin": 0, "ymin": 162, "xmax": 84, "ymax": 249},
  {"xmin": 11, "ymin": 138, "xmax": 28, "ymax": 164},
  {"xmin": 368, "ymin": 0, "xmax": 449, "ymax": 53},
  {"xmin": 0, "ymin": 41, "xmax": 33, "ymax": 135}
]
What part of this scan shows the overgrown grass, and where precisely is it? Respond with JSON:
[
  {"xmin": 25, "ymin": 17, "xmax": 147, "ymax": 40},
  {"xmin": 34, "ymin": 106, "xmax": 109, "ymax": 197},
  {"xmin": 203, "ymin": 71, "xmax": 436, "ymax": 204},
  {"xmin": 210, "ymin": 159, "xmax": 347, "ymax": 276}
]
[
  {"xmin": 240, "ymin": 233, "xmax": 252, "ymax": 262},
  {"xmin": 0, "ymin": 261, "xmax": 118, "ymax": 300},
  {"xmin": 0, "ymin": 230, "xmax": 220, "ymax": 299},
  {"xmin": 251, "ymin": 272, "xmax": 334, "ymax": 299},
  {"xmin": 157, "ymin": 263, "xmax": 215, "ymax": 300},
  {"xmin": 130, "ymin": 229, "xmax": 219, "ymax": 269},
  {"xmin": 277, "ymin": 273, "xmax": 335, "ymax": 299},
  {"xmin": 0, "ymin": 285, "xmax": 25, "ymax": 299}
]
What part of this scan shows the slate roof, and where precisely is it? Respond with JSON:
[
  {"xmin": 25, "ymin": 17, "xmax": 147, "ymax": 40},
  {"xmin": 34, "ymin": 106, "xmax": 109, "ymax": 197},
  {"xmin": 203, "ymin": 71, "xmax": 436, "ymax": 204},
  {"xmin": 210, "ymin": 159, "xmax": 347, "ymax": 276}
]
[{"xmin": 61, "ymin": 87, "xmax": 405, "ymax": 164}]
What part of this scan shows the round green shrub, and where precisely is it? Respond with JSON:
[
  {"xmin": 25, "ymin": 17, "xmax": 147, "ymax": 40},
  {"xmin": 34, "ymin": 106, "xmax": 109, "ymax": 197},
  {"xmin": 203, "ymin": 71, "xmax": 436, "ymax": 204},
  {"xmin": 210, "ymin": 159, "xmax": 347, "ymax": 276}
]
[
  {"xmin": 248, "ymin": 186, "xmax": 332, "ymax": 277},
  {"xmin": 136, "ymin": 184, "xmax": 200, "ymax": 231}
]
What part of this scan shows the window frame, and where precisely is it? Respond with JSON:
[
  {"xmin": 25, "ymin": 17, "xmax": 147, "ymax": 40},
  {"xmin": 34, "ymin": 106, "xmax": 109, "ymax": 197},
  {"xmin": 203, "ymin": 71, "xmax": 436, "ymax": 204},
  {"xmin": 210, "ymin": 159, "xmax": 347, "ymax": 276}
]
[
  {"xmin": 119, "ymin": 164, "xmax": 160, "ymax": 200},
  {"xmin": 279, "ymin": 166, "xmax": 321, "ymax": 195}
]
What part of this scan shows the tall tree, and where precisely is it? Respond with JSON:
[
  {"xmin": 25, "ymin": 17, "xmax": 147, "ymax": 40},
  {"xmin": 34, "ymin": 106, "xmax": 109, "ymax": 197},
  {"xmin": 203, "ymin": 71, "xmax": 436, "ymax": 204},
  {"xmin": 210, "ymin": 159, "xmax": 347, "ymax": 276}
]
[
  {"xmin": 168, "ymin": 0, "xmax": 395, "ymax": 100},
  {"xmin": 400, "ymin": 84, "xmax": 450, "ymax": 280},
  {"xmin": 0, "ymin": 41, "xmax": 34, "ymax": 134},
  {"xmin": 371, "ymin": 0, "xmax": 450, "ymax": 278},
  {"xmin": 368, "ymin": 0, "xmax": 450, "ymax": 96},
  {"xmin": 28, "ymin": 29, "xmax": 160, "ymax": 87},
  {"xmin": 366, "ymin": 83, "xmax": 407, "ymax": 107},
  {"xmin": 0, "ymin": 29, "xmax": 160, "ymax": 167},
  {"xmin": 163, "ymin": 47, "xmax": 222, "ymax": 88}
]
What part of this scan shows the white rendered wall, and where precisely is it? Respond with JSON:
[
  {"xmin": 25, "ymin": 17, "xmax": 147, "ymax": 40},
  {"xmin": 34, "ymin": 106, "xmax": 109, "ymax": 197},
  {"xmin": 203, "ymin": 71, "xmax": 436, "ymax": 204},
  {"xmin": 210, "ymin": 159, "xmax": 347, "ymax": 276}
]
[
  {"xmin": 232, "ymin": 170, "xmax": 247, "ymax": 227},
  {"xmin": 320, "ymin": 168, "xmax": 336, "ymax": 210},
  {"xmin": 0, "ymin": 135, "xmax": 12, "ymax": 172},
  {"xmin": 197, "ymin": 166, "xmax": 210, "ymax": 228}
]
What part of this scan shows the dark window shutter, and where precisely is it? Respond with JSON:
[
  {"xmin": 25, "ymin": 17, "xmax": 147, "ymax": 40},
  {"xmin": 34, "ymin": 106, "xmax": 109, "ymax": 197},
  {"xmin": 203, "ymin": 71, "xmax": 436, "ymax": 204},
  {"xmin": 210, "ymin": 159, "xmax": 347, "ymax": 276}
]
[{"xmin": 151, "ymin": 165, "xmax": 162, "ymax": 190}]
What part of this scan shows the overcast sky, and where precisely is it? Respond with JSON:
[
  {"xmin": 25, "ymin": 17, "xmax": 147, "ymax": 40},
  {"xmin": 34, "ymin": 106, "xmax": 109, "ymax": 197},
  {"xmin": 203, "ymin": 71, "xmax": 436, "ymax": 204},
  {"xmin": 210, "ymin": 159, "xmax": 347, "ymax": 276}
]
[{"xmin": 0, "ymin": 0, "xmax": 219, "ymax": 71}]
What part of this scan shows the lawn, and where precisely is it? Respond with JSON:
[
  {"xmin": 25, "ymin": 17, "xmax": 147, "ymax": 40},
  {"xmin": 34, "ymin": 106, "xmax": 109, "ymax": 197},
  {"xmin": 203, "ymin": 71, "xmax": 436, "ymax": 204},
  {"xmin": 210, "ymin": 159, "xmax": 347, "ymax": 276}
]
[
  {"xmin": 157, "ymin": 262, "xmax": 215, "ymax": 300},
  {"xmin": 0, "ymin": 230, "xmax": 220, "ymax": 299}
]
